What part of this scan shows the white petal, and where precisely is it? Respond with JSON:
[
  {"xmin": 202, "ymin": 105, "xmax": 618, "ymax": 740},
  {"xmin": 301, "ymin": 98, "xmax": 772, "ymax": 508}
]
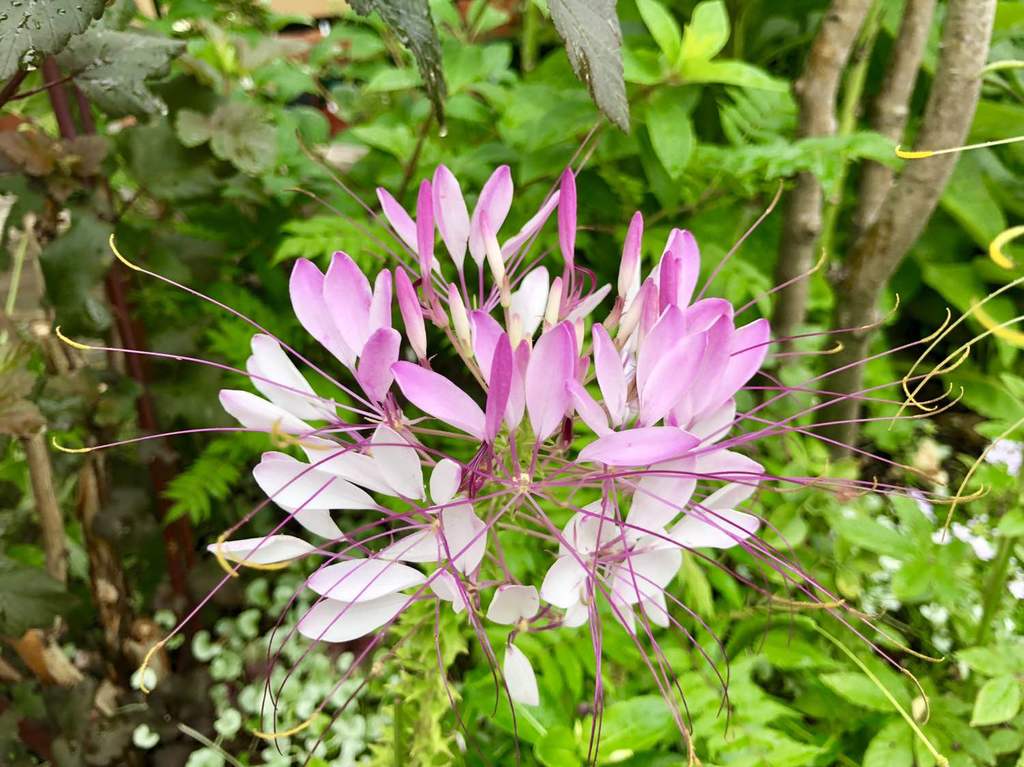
[
  {"xmin": 219, "ymin": 389, "xmax": 311, "ymax": 435},
  {"xmin": 302, "ymin": 439, "xmax": 395, "ymax": 495},
  {"xmin": 208, "ymin": 535, "xmax": 315, "ymax": 565},
  {"xmin": 703, "ymin": 482, "xmax": 757, "ymax": 510},
  {"xmin": 688, "ymin": 399, "xmax": 736, "ymax": 443},
  {"xmin": 694, "ymin": 450, "xmax": 764, "ymax": 487},
  {"xmin": 486, "ymin": 585, "xmax": 540, "ymax": 625},
  {"xmin": 247, "ymin": 335, "xmax": 334, "ymax": 421},
  {"xmin": 504, "ymin": 644, "xmax": 539, "ymax": 706},
  {"xmin": 380, "ymin": 529, "xmax": 440, "ymax": 563},
  {"xmin": 291, "ymin": 508, "xmax": 343, "ymax": 540},
  {"xmin": 670, "ymin": 508, "xmax": 760, "ymax": 549},
  {"xmin": 540, "ymin": 556, "xmax": 587, "ymax": 609},
  {"xmin": 565, "ymin": 284, "xmax": 611, "ymax": 324},
  {"xmin": 253, "ymin": 452, "xmax": 376, "ymax": 510},
  {"xmin": 509, "ymin": 267, "xmax": 549, "ymax": 339},
  {"xmin": 626, "ymin": 457, "xmax": 696, "ymax": 533},
  {"xmin": 439, "ymin": 504, "xmax": 487, "ymax": 573},
  {"xmin": 429, "ymin": 458, "xmax": 462, "ymax": 505},
  {"xmin": 307, "ymin": 559, "xmax": 425, "ymax": 602},
  {"xmin": 563, "ymin": 602, "xmax": 590, "ymax": 627},
  {"xmin": 430, "ymin": 570, "xmax": 469, "ymax": 614},
  {"xmin": 371, "ymin": 425, "xmax": 424, "ymax": 500},
  {"xmin": 610, "ymin": 547, "xmax": 681, "ymax": 605},
  {"xmin": 298, "ymin": 593, "xmax": 407, "ymax": 643},
  {"xmin": 641, "ymin": 591, "xmax": 670, "ymax": 628}
]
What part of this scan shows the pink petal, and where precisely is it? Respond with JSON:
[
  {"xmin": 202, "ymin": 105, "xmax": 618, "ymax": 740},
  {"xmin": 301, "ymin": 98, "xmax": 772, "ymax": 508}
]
[
  {"xmin": 253, "ymin": 451, "xmax": 377, "ymax": 511},
  {"xmin": 486, "ymin": 585, "xmax": 540, "ymax": 625},
  {"xmin": 429, "ymin": 458, "xmax": 462, "ymax": 505},
  {"xmin": 507, "ymin": 340, "xmax": 530, "ymax": 430},
  {"xmin": 377, "ymin": 188, "xmax": 417, "ymax": 250},
  {"xmin": 209, "ymin": 535, "xmax": 315, "ymax": 565},
  {"xmin": 289, "ymin": 259, "xmax": 354, "ymax": 366},
  {"xmin": 557, "ymin": 168, "xmax": 576, "ymax": 267},
  {"xmin": 356, "ymin": 327, "xmax": 400, "ymax": 403},
  {"xmin": 682, "ymin": 297, "xmax": 733, "ymax": 333},
  {"xmin": 415, "ymin": 179, "xmax": 435, "ymax": 277},
  {"xmin": 525, "ymin": 322, "xmax": 576, "ymax": 441},
  {"xmin": 485, "ymin": 333, "xmax": 513, "ymax": 442},
  {"xmin": 307, "ymin": 558, "xmax": 425, "ymax": 602},
  {"xmin": 371, "ymin": 425, "xmax": 424, "ymax": 500},
  {"xmin": 219, "ymin": 389, "xmax": 311, "ymax": 435},
  {"xmin": 639, "ymin": 331, "xmax": 707, "ymax": 426},
  {"xmin": 569, "ymin": 380, "xmax": 610, "ymax": 436},
  {"xmin": 470, "ymin": 309, "xmax": 503, "ymax": 379},
  {"xmin": 501, "ymin": 190, "xmax": 560, "ymax": 258},
  {"xmin": 636, "ymin": 306, "xmax": 686, "ymax": 396},
  {"xmin": 694, "ymin": 449, "xmax": 763, "ymax": 485},
  {"xmin": 298, "ymin": 593, "xmax": 408, "ymax": 643},
  {"xmin": 369, "ymin": 269, "xmax": 393, "ymax": 332},
  {"xmin": 433, "ymin": 165, "xmax": 470, "ymax": 271},
  {"xmin": 394, "ymin": 266, "xmax": 427, "ymax": 359},
  {"xmin": 324, "ymin": 251, "xmax": 372, "ymax": 356},
  {"xmin": 578, "ymin": 427, "xmax": 699, "ymax": 466},
  {"xmin": 509, "ymin": 266, "xmax": 549, "ymax": 339},
  {"xmin": 468, "ymin": 165, "xmax": 513, "ymax": 266},
  {"xmin": 618, "ymin": 211, "xmax": 643, "ymax": 300},
  {"xmin": 392, "ymin": 362, "xmax": 486, "ymax": 439},
  {"xmin": 661, "ymin": 229, "xmax": 699, "ymax": 308},
  {"xmin": 247, "ymin": 334, "xmax": 333, "ymax": 421},
  {"xmin": 592, "ymin": 324, "xmax": 626, "ymax": 425},
  {"xmin": 688, "ymin": 399, "xmax": 736, "ymax": 443},
  {"xmin": 504, "ymin": 644, "xmax": 539, "ymax": 706},
  {"xmin": 565, "ymin": 284, "xmax": 611, "ymax": 324}
]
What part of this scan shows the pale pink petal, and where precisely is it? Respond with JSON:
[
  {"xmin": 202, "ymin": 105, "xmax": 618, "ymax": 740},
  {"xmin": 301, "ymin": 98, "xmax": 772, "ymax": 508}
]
[
  {"xmin": 687, "ymin": 399, "xmax": 736, "ymax": 443},
  {"xmin": 487, "ymin": 585, "xmax": 540, "ymax": 625},
  {"xmin": 219, "ymin": 389, "xmax": 312, "ymax": 435},
  {"xmin": 209, "ymin": 535, "xmax": 315, "ymax": 565},
  {"xmin": 705, "ymin": 319, "xmax": 771, "ymax": 415},
  {"xmin": 683, "ymin": 315, "xmax": 733, "ymax": 419},
  {"xmin": 470, "ymin": 310, "xmax": 503, "ymax": 379},
  {"xmin": 618, "ymin": 211, "xmax": 643, "ymax": 301},
  {"xmin": 627, "ymin": 457, "xmax": 697, "ymax": 532},
  {"xmin": 289, "ymin": 259, "xmax": 354, "ymax": 366},
  {"xmin": 301, "ymin": 441, "xmax": 394, "ymax": 495},
  {"xmin": 377, "ymin": 188, "xmax": 417, "ymax": 250},
  {"xmin": 540, "ymin": 556, "xmax": 587, "ymax": 609},
  {"xmin": 429, "ymin": 458, "xmax": 461, "ymax": 505},
  {"xmin": 356, "ymin": 327, "xmax": 400, "ymax": 402},
  {"xmin": 298, "ymin": 593, "xmax": 407, "ymax": 643},
  {"xmin": 469, "ymin": 165, "xmax": 513, "ymax": 266},
  {"xmin": 485, "ymin": 333, "xmax": 513, "ymax": 442},
  {"xmin": 392, "ymin": 361, "xmax": 486, "ymax": 439},
  {"xmin": 578, "ymin": 427, "xmax": 699, "ymax": 466},
  {"xmin": 504, "ymin": 644, "xmax": 539, "ymax": 706},
  {"xmin": 557, "ymin": 168, "xmax": 576, "ymax": 267},
  {"xmin": 639, "ymin": 331, "xmax": 707, "ymax": 426},
  {"xmin": 253, "ymin": 452, "xmax": 376, "ymax": 510},
  {"xmin": 703, "ymin": 481, "xmax": 757, "ymax": 510},
  {"xmin": 509, "ymin": 266, "xmax": 549, "ymax": 339},
  {"xmin": 563, "ymin": 602, "xmax": 590, "ymax": 627},
  {"xmin": 307, "ymin": 558, "xmax": 425, "ymax": 602},
  {"xmin": 371, "ymin": 425, "xmax": 424, "ymax": 500},
  {"xmin": 394, "ymin": 266, "xmax": 427, "ymax": 359},
  {"xmin": 569, "ymin": 380, "xmax": 610, "ymax": 436},
  {"xmin": 506, "ymin": 340, "xmax": 530, "ymax": 430},
  {"xmin": 501, "ymin": 191, "xmax": 560, "ymax": 258},
  {"xmin": 525, "ymin": 322, "xmax": 576, "ymax": 441},
  {"xmin": 670, "ymin": 507, "xmax": 760, "ymax": 549},
  {"xmin": 682, "ymin": 297, "xmax": 733, "ymax": 333},
  {"xmin": 247, "ymin": 334, "xmax": 334, "ymax": 421},
  {"xmin": 433, "ymin": 165, "xmax": 470, "ymax": 271},
  {"xmin": 611, "ymin": 546, "xmax": 682, "ymax": 605},
  {"xmin": 591, "ymin": 324, "xmax": 626, "ymax": 425},
  {"xmin": 369, "ymin": 269, "xmax": 393, "ymax": 332},
  {"xmin": 662, "ymin": 229, "xmax": 700, "ymax": 308},
  {"xmin": 694, "ymin": 449, "xmax": 763, "ymax": 485},
  {"xmin": 636, "ymin": 306, "xmax": 686, "ymax": 396},
  {"xmin": 565, "ymin": 284, "xmax": 611, "ymax": 324},
  {"xmin": 324, "ymin": 252, "xmax": 372, "ymax": 356},
  {"xmin": 415, "ymin": 180, "xmax": 435, "ymax": 276}
]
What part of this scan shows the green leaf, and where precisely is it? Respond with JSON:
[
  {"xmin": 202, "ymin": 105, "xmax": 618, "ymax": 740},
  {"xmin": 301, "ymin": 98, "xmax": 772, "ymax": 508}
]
[
  {"xmin": 534, "ymin": 724, "xmax": 578, "ymax": 767},
  {"xmin": 833, "ymin": 514, "xmax": 913, "ymax": 558},
  {"xmin": 176, "ymin": 103, "xmax": 277, "ymax": 175},
  {"xmin": 863, "ymin": 719, "xmax": 913, "ymax": 767},
  {"xmin": 681, "ymin": 59, "xmax": 787, "ymax": 91},
  {"xmin": 636, "ymin": 0, "xmax": 681, "ymax": 61},
  {"xmin": 548, "ymin": 0, "xmax": 630, "ymax": 131},
  {"xmin": 127, "ymin": 123, "xmax": 219, "ymax": 201},
  {"xmin": 0, "ymin": 557, "xmax": 76, "ymax": 635},
  {"xmin": 998, "ymin": 510, "xmax": 1024, "ymax": 536},
  {"xmin": 679, "ymin": 0, "xmax": 730, "ymax": 63},
  {"xmin": 940, "ymin": 154, "xmax": 1006, "ymax": 248},
  {"xmin": 588, "ymin": 696, "xmax": 675, "ymax": 758},
  {"xmin": 57, "ymin": 28, "xmax": 184, "ymax": 117},
  {"xmin": 364, "ymin": 67, "xmax": 422, "ymax": 93},
  {"xmin": 646, "ymin": 89, "xmax": 695, "ymax": 179},
  {"xmin": 38, "ymin": 210, "xmax": 113, "ymax": 336},
  {"xmin": 0, "ymin": 0, "xmax": 105, "ymax": 80},
  {"xmin": 821, "ymin": 672, "xmax": 897, "ymax": 712},
  {"xmin": 971, "ymin": 676, "xmax": 1022, "ymax": 726},
  {"xmin": 348, "ymin": 0, "xmax": 447, "ymax": 127}
]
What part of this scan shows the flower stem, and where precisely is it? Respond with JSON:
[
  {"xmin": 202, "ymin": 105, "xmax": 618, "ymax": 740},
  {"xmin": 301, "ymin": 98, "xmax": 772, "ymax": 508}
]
[{"xmin": 975, "ymin": 534, "xmax": 1015, "ymax": 644}]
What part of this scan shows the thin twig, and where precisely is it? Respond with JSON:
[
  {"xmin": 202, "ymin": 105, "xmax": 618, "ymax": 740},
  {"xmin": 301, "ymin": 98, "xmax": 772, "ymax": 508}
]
[{"xmin": 0, "ymin": 69, "xmax": 28, "ymax": 109}]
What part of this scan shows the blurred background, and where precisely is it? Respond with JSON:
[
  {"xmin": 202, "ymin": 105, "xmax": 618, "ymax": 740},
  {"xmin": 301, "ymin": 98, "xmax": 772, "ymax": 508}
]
[{"xmin": 1, "ymin": 0, "xmax": 1023, "ymax": 765}]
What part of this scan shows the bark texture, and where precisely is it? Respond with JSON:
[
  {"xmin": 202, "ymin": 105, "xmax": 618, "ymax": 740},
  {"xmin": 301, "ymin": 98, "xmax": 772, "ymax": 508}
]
[
  {"xmin": 21, "ymin": 432, "xmax": 67, "ymax": 584},
  {"xmin": 822, "ymin": 0, "xmax": 997, "ymax": 450},
  {"xmin": 772, "ymin": 0, "xmax": 873, "ymax": 347}
]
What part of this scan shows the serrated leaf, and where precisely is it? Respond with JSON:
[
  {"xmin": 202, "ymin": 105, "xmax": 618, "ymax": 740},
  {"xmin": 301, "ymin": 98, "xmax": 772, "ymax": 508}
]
[
  {"xmin": 0, "ymin": 0, "xmax": 105, "ymax": 80},
  {"xmin": 175, "ymin": 109, "xmax": 213, "ymax": 148},
  {"xmin": 38, "ymin": 210, "xmax": 113, "ymax": 336},
  {"xmin": 0, "ymin": 557, "xmax": 76, "ymax": 635},
  {"xmin": 348, "ymin": 0, "xmax": 446, "ymax": 127},
  {"xmin": 187, "ymin": 102, "xmax": 277, "ymax": 175},
  {"xmin": 548, "ymin": 0, "xmax": 630, "ymax": 131},
  {"xmin": 647, "ymin": 88, "xmax": 694, "ymax": 178},
  {"xmin": 971, "ymin": 676, "xmax": 1022, "ymax": 726},
  {"xmin": 636, "ymin": 0, "xmax": 681, "ymax": 61},
  {"xmin": 57, "ymin": 28, "xmax": 184, "ymax": 117},
  {"xmin": 679, "ymin": 0, "xmax": 730, "ymax": 63}
]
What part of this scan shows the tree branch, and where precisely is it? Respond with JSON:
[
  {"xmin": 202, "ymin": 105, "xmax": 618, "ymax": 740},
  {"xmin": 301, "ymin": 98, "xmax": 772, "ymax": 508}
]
[
  {"xmin": 772, "ymin": 0, "xmax": 873, "ymax": 348},
  {"xmin": 21, "ymin": 432, "xmax": 67, "ymax": 584},
  {"xmin": 821, "ymin": 0, "xmax": 997, "ymax": 451},
  {"xmin": 853, "ymin": 0, "xmax": 937, "ymax": 234},
  {"xmin": 0, "ymin": 69, "xmax": 28, "ymax": 109}
]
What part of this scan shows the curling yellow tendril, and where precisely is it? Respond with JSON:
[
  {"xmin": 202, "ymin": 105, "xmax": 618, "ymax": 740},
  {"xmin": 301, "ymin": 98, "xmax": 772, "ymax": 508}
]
[
  {"xmin": 972, "ymin": 304, "xmax": 1024, "ymax": 348},
  {"xmin": 896, "ymin": 135, "xmax": 1024, "ymax": 159},
  {"xmin": 108, "ymin": 233, "xmax": 143, "ymax": 272},
  {"xmin": 989, "ymin": 225, "xmax": 1024, "ymax": 270},
  {"xmin": 137, "ymin": 639, "xmax": 166, "ymax": 695},
  {"xmin": 895, "ymin": 146, "xmax": 934, "ymax": 159},
  {"xmin": 51, "ymin": 436, "xmax": 94, "ymax": 454},
  {"xmin": 54, "ymin": 325, "xmax": 95, "ymax": 352},
  {"xmin": 253, "ymin": 714, "xmax": 318, "ymax": 740}
]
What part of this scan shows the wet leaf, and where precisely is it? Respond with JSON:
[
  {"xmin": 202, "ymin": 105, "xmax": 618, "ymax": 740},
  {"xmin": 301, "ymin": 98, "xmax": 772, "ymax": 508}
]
[
  {"xmin": 38, "ymin": 210, "xmax": 113, "ymax": 336},
  {"xmin": 548, "ymin": 0, "xmax": 630, "ymax": 131},
  {"xmin": 0, "ymin": 0, "xmax": 105, "ymax": 80},
  {"xmin": 0, "ymin": 556, "xmax": 76, "ymax": 635},
  {"xmin": 175, "ymin": 102, "xmax": 276, "ymax": 175},
  {"xmin": 349, "ymin": 0, "xmax": 447, "ymax": 128}
]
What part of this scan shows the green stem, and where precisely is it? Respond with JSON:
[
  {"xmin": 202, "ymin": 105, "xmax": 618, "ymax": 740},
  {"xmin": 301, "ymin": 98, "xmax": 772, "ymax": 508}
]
[
  {"xmin": 4, "ymin": 227, "xmax": 30, "ymax": 316},
  {"xmin": 521, "ymin": 0, "xmax": 539, "ymax": 74},
  {"xmin": 819, "ymin": 0, "xmax": 883, "ymax": 256},
  {"xmin": 975, "ymin": 534, "xmax": 1015, "ymax": 645},
  {"xmin": 393, "ymin": 695, "xmax": 405, "ymax": 765}
]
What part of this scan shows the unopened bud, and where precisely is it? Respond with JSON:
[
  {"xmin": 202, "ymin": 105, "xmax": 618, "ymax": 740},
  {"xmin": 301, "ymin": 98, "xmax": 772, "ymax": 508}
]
[
  {"xmin": 448, "ymin": 284, "xmax": 471, "ymax": 350},
  {"xmin": 544, "ymin": 276, "xmax": 563, "ymax": 329},
  {"xmin": 618, "ymin": 211, "xmax": 643, "ymax": 300}
]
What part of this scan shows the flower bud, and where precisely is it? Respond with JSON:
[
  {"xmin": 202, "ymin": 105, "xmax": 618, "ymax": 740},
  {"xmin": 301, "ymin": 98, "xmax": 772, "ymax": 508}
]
[
  {"xmin": 544, "ymin": 276, "xmax": 562, "ymax": 329},
  {"xmin": 448, "ymin": 284, "xmax": 471, "ymax": 351},
  {"xmin": 618, "ymin": 211, "xmax": 643, "ymax": 300}
]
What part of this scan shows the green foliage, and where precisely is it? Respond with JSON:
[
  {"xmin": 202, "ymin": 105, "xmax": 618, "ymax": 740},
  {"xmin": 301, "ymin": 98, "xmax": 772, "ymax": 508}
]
[
  {"xmin": 163, "ymin": 434, "xmax": 265, "ymax": 525},
  {"xmin": 0, "ymin": 556, "xmax": 76, "ymax": 635},
  {"xmin": 0, "ymin": 0, "xmax": 105, "ymax": 79}
]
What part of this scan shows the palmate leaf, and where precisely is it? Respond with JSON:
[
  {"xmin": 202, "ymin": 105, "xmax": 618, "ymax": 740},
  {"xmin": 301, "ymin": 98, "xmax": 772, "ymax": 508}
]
[
  {"xmin": 0, "ymin": 0, "xmax": 105, "ymax": 80},
  {"xmin": 548, "ymin": 0, "xmax": 630, "ymax": 132},
  {"xmin": 349, "ymin": 0, "xmax": 447, "ymax": 128},
  {"xmin": 57, "ymin": 28, "xmax": 184, "ymax": 117}
]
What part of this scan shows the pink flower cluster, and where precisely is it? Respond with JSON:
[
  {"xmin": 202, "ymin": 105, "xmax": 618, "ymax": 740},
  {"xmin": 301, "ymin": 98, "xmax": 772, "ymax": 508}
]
[{"xmin": 215, "ymin": 165, "xmax": 771, "ymax": 708}]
